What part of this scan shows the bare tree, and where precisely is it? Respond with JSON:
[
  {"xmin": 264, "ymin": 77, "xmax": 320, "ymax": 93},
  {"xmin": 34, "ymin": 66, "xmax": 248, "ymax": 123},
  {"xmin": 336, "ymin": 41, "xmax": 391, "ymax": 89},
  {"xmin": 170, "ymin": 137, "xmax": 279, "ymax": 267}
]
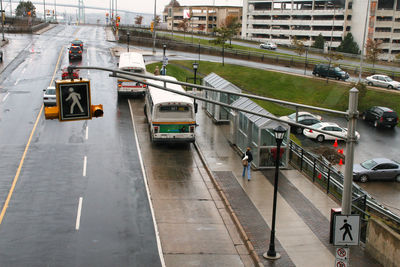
[
  {"xmin": 134, "ymin": 15, "xmax": 143, "ymax": 25},
  {"xmin": 366, "ymin": 38, "xmax": 383, "ymax": 69},
  {"xmin": 178, "ymin": 18, "xmax": 189, "ymax": 39},
  {"xmin": 291, "ymin": 37, "xmax": 306, "ymax": 56},
  {"xmin": 155, "ymin": 15, "xmax": 161, "ymax": 26}
]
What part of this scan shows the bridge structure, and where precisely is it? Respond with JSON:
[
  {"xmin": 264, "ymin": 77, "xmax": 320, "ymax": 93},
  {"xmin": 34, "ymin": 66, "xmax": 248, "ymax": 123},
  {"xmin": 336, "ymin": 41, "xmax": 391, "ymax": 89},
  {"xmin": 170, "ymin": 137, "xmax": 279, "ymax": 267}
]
[{"xmin": 9, "ymin": 0, "xmax": 151, "ymax": 21}]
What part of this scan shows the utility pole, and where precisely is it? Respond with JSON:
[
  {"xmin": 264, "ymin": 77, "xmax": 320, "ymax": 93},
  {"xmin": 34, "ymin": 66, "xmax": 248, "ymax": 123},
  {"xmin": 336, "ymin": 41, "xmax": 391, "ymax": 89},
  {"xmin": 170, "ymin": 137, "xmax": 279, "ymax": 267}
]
[
  {"xmin": 359, "ymin": 0, "xmax": 371, "ymax": 82},
  {"xmin": 54, "ymin": 0, "xmax": 56, "ymax": 22},
  {"xmin": 43, "ymin": 0, "xmax": 46, "ymax": 22},
  {"xmin": 1, "ymin": 0, "xmax": 5, "ymax": 41},
  {"xmin": 152, "ymin": 0, "xmax": 156, "ymax": 54}
]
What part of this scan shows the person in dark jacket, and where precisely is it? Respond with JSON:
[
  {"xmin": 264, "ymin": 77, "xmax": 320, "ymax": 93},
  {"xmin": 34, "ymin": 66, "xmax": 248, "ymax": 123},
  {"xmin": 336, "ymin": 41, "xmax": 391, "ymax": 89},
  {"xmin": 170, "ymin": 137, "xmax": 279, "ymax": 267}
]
[{"xmin": 242, "ymin": 147, "xmax": 253, "ymax": 181}]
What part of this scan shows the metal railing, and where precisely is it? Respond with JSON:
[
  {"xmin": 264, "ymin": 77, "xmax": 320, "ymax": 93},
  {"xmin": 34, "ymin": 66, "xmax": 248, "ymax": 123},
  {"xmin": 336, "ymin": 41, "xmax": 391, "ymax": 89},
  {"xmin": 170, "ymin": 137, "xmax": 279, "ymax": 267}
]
[{"xmin": 288, "ymin": 140, "xmax": 400, "ymax": 241}]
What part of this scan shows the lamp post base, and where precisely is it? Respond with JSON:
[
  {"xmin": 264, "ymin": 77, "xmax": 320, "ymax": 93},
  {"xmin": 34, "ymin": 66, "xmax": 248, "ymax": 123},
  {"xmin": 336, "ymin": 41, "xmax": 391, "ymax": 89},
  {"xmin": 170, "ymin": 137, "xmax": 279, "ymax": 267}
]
[{"xmin": 263, "ymin": 252, "xmax": 281, "ymax": 260}]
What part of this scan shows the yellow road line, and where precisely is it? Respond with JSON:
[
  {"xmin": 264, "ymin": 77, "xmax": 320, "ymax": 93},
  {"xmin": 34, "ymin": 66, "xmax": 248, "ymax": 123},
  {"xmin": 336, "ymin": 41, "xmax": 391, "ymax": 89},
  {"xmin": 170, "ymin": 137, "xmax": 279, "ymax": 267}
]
[{"xmin": 0, "ymin": 47, "xmax": 65, "ymax": 225}]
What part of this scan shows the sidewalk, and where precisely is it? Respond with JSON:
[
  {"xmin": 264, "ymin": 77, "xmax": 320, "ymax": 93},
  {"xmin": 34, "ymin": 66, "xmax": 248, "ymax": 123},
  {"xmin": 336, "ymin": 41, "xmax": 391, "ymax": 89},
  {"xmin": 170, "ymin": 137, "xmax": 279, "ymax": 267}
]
[{"xmin": 194, "ymin": 101, "xmax": 381, "ymax": 267}]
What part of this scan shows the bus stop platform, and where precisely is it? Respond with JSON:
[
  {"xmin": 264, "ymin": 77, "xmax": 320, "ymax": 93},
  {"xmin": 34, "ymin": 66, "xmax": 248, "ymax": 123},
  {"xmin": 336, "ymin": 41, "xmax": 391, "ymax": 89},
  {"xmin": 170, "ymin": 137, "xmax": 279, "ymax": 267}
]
[{"xmin": 194, "ymin": 101, "xmax": 380, "ymax": 267}]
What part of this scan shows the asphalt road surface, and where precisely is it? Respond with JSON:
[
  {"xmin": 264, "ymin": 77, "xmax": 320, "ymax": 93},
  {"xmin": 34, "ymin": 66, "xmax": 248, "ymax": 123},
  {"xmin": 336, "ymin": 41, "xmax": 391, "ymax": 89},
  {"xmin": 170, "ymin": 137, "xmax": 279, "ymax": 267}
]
[{"xmin": 0, "ymin": 25, "xmax": 161, "ymax": 266}]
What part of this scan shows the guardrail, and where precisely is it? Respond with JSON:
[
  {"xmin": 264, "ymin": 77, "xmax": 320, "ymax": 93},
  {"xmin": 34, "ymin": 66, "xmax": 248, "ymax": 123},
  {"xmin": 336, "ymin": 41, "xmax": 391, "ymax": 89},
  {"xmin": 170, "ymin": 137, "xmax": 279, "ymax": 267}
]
[{"xmin": 288, "ymin": 140, "xmax": 400, "ymax": 241}]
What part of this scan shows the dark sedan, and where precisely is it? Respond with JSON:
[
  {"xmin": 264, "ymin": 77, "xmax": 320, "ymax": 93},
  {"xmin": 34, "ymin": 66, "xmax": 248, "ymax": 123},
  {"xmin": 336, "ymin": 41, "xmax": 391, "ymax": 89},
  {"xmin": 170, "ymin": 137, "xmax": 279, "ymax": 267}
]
[
  {"xmin": 71, "ymin": 40, "xmax": 84, "ymax": 50},
  {"xmin": 353, "ymin": 158, "xmax": 400, "ymax": 182},
  {"xmin": 362, "ymin": 106, "xmax": 398, "ymax": 128}
]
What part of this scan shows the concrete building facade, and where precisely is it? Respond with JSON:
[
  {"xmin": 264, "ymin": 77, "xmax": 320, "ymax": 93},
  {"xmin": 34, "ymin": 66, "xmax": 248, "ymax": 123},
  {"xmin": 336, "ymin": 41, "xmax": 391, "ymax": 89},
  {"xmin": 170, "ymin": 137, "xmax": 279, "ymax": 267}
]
[
  {"xmin": 242, "ymin": 0, "xmax": 400, "ymax": 60},
  {"xmin": 162, "ymin": 5, "xmax": 242, "ymax": 35}
]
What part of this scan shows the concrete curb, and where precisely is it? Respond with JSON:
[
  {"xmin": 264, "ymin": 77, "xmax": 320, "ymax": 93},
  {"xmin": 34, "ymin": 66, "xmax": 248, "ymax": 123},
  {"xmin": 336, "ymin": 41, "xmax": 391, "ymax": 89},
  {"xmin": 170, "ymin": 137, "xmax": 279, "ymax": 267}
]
[{"xmin": 194, "ymin": 141, "xmax": 264, "ymax": 267}]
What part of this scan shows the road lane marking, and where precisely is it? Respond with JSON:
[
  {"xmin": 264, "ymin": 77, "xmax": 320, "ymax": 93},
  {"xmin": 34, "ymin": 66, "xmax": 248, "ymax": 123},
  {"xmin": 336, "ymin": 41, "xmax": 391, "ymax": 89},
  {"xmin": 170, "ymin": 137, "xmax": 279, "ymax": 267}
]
[
  {"xmin": 75, "ymin": 197, "xmax": 83, "ymax": 230},
  {"xmin": 0, "ymin": 47, "xmax": 65, "ymax": 226},
  {"xmin": 128, "ymin": 100, "xmax": 166, "ymax": 267},
  {"xmin": 2, "ymin": 93, "xmax": 10, "ymax": 102},
  {"xmin": 85, "ymin": 126, "xmax": 89, "ymax": 140},
  {"xmin": 83, "ymin": 156, "xmax": 87, "ymax": 177}
]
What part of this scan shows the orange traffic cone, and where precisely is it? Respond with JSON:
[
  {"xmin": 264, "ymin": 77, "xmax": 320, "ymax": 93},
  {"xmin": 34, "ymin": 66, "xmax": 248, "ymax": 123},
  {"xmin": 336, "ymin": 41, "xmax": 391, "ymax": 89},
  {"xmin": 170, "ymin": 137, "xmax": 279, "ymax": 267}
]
[
  {"xmin": 339, "ymin": 158, "xmax": 343, "ymax": 165},
  {"xmin": 333, "ymin": 139, "xmax": 338, "ymax": 148},
  {"xmin": 337, "ymin": 149, "xmax": 343, "ymax": 154},
  {"xmin": 318, "ymin": 173, "xmax": 322, "ymax": 179}
]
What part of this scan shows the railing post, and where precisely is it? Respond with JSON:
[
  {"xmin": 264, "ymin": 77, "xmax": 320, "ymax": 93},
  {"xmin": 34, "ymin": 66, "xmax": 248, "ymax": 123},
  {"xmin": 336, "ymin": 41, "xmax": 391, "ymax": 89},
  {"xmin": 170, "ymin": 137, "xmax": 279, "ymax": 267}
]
[
  {"xmin": 327, "ymin": 168, "xmax": 331, "ymax": 194},
  {"xmin": 312, "ymin": 158, "xmax": 316, "ymax": 182},
  {"xmin": 289, "ymin": 141, "xmax": 293, "ymax": 161},
  {"xmin": 300, "ymin": 149, "xmax": 304, "ymax": 171}
]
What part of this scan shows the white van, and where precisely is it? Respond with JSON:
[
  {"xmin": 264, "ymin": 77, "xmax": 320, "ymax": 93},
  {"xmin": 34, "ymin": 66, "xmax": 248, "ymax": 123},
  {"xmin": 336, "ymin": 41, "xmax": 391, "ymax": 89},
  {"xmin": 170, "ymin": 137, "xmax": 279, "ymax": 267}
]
[{"xmin": 117, "ymin": 52, "xmax": 147, "ymax": 97}]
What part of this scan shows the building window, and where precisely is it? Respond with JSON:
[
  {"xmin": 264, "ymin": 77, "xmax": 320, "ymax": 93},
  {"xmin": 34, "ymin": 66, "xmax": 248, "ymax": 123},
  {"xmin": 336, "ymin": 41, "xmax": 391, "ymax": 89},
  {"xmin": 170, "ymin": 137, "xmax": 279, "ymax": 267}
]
[
  {"xmin": 378, "ymin": 0, "xmax": 394, "ymax": 10},
  {"xmin": 254, "ymin": 2, "xmax": 271, "ymax": 10},
  {"xmin": 253, "ymin": 15, "xmax": 271, "ymax": 20},
  {"xmin": 394, "ymin": 29, "xmax": 400, "ymax": 33},
  {"xmin": 377, "ymin": 16, "xmax": 393, "ymax": 21},
  {"xmin": 375, "ymin": 27, "xmax": 392, "ymax": 32}
]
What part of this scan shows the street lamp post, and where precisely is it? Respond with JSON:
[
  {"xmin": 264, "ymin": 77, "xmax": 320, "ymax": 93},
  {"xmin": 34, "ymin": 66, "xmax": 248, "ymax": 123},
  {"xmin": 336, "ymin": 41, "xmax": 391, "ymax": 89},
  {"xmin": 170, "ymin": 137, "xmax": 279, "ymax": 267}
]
[
  {"xmin": 193, "ymin": 62, "xmax": 198, "ymax": 86},
  {"xmin": 127, "ymin": 31, "xmax": 130, "ymax": 52},
  {"xmin": 264, "ymin": 125, "xmax": 286, "ymax": 260},
  {"xmin": 162, "ymin": 43, "xmax": 167, "ymax": 75},
  {"xmin": 152, "ymin": 0, "xmax": 156, "ymax": 54}
]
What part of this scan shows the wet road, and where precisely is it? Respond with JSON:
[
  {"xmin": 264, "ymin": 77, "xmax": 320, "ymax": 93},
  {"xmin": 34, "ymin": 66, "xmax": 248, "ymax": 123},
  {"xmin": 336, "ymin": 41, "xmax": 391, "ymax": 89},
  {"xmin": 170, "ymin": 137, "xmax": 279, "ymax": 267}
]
[{"xmin": 0, "ymin": 25, "xmax": 161, "ymax": 266}]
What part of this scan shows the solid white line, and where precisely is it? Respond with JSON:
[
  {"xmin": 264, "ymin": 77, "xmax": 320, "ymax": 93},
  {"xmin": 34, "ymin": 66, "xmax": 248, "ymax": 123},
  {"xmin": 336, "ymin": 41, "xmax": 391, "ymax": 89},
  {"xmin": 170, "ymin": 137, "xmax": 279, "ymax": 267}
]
[
  {"xmin": 83, "ymin": 156, "xmax": 87, "ymax": 177},
  {"xmin": 85, "ymin": 126, "xmax": 89, "ymax": 140},
  {"xmin": 2, "ymin": 93, "xmax": 10, "ymax": 102},
  {"xmin": 75, "ymin": 197, "xmax": 83, "ymax": 230},
  {"xmin": 128, "ymin": 100, "xmax": 166, "ymax": 267}
]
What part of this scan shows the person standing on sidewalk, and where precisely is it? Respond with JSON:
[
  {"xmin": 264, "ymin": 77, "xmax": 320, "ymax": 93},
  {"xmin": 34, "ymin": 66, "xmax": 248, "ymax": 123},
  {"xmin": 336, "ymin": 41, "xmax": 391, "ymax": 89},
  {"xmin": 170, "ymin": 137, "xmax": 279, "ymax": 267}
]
[{"xmin": 242, "ymin": 147, "xmax": 253, "ymax": 181}]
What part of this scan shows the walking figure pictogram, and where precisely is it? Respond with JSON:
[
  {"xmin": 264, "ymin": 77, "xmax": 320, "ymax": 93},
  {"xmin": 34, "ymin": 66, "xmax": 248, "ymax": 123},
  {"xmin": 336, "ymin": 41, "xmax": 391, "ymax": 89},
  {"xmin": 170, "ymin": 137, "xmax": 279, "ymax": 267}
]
[
  {"xmin": 340, "ymin": 219, "xmax": 353, "ymax": 241},
  {"xmin": 66, "ymin": 87, "xmax": 84, "ymax": 114}
]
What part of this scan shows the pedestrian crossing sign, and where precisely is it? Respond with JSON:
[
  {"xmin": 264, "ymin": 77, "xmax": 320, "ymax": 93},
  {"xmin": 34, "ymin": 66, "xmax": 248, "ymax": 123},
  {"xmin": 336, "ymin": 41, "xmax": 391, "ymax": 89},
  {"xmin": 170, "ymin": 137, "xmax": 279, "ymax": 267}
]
[
  {"xmin": 333, "ymin": 214, "xmax": 360, "ymax": 246},
  {"xmin": 56, "ymin": 79, "xmax": 92, "ymax": 121}
]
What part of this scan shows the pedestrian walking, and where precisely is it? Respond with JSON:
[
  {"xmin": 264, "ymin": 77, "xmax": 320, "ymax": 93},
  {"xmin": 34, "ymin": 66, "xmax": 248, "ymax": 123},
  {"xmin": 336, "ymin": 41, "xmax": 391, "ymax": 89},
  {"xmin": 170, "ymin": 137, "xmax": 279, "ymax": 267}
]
[
  {"xmin": 154, "ymin": 66, "xmax": 160, "ymax": 76},
  {"xmin": 242, "ymin": 147, "xmax": 253, "ymax": 181}
]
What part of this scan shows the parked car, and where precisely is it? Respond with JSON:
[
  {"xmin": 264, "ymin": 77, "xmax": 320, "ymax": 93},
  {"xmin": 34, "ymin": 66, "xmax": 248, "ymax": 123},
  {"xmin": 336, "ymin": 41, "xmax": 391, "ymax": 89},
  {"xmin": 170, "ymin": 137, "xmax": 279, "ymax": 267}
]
[
  {"xmin": 61, "ymin": 67, "xmax": 79, "ymax": 80},
  {"xmin": 361, "ymin": 106, "xmax": 398, "ymax": 128},
  {"xmin": 353, "ymin": 158, "xmax": 400, "ymax": 182},
  {"xmin": 280, "ymin": 112, "xmax": 322, "ymax": 134},
  {"xmin": 260, "ymin": 42, "xmax": 277, "ymax": 50},
  {"xmin": 365, "ymin": 74, "xmax": 400, "ymax": 90},
  {"xmin": 69, "ymin": 46, "xmax": 82, "ymax": 60},
  {"xmin": 312, "ymin": 64, "xmax": 349, "ymax": 81},
  {"xmin": 303, "ymin": 122, "xmax": 360, "ymax": 142},
  {"xmin": 71, "ymin": 39, "xmax": 84, "ymax": 50},
  {"xmin": 43, "ymin": 86, "xmax": 56, "ymax": 106}
]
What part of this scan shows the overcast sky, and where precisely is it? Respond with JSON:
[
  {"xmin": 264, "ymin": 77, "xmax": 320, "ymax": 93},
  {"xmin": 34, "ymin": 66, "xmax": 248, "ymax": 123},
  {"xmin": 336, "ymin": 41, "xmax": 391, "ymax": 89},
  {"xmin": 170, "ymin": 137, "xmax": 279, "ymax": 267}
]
[{"xmin": 27, "ymin": 0, "xmax": 243, "ymax": 15}]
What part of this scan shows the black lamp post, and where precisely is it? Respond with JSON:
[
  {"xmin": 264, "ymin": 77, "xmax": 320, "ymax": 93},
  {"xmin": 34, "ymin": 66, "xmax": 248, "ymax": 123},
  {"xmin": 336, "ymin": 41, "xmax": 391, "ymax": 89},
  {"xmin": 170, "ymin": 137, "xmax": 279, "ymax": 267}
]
[
  {"xmin": 162, "ymin": 43, "xmax": 167, "ymax": 75},
  {"xmin": 127, "ymin": 31, "xmax": 130, "ymax": 52},
  {"xmin": 192, "ymin": 62, "xmax": 198, "ymax": 86},
  {"xmin": 264, "ymin": 125, "xmax": 286, "ymax": 260}
]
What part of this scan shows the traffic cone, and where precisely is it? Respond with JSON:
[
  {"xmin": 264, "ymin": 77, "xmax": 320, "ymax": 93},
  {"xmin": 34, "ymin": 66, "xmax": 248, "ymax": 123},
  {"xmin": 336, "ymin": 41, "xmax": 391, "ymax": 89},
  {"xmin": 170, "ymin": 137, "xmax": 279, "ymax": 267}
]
[
  {"xmin": 337, "ymin": 149, "xmax": 343, "ymax": 154},
  {"xmin": 333, "ymin": 139, "xmax": 338, "ymax": 148},
  {"xmin": 339, "ymin": 158, "xmax": 343, "ymax": 166},
  {"xmin": 318, "ymin": 173, "xmax": 322, "ymax": 179}
]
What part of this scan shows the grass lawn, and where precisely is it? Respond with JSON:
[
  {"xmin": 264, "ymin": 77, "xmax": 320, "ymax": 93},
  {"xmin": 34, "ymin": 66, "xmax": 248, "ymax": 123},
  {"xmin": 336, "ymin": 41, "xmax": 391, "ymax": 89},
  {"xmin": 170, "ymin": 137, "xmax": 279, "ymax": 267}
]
[{"xmin": 146, "ymin": 61, "xmax": 400, "ymax": 118}]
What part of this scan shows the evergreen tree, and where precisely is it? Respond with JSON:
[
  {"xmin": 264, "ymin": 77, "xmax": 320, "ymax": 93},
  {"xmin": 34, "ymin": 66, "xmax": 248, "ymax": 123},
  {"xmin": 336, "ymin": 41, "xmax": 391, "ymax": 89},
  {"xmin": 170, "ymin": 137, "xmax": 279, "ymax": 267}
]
[
  {"xmin": 313, "ymin": 34, "xmax": 325, "ymax": 49},
  {"xmin": 337, "ymin": 33, "xmax": 360, "ymax": 54}
]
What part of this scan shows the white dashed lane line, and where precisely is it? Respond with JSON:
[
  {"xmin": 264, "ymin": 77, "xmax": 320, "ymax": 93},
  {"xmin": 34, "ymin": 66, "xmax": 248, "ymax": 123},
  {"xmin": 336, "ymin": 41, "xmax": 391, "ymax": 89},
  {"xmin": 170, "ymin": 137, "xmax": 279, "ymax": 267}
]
[
  {"xmin": 83, "ymin": 156, "xmax": 87, "ymax": 177},
  {"xmin": 75, "ymin": 197, "xmax": 83, "ymax": 230}
]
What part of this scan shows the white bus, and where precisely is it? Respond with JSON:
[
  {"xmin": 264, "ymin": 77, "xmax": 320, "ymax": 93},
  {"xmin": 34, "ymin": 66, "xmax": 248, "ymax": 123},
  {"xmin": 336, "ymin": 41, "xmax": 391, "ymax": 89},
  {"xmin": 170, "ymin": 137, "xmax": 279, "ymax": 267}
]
[
  {"xmin": 144, "ymin": 76, "xmax": 197, "ymax": 143},
  {"xmin": 117, "ymin": 52, "xmax": 147, "ymax": 97}
]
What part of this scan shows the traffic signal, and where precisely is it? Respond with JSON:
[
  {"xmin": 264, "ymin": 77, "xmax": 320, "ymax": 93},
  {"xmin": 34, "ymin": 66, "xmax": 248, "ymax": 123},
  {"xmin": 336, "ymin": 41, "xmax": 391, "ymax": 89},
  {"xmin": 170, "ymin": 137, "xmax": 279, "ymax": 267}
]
[
  {"xmin": 151, "ymin": 21, "xmax": 154, "ymax": 32},
  {"xmin": 91, "ymin": 104, "xmax": 104, "ymax": 118},
  {"xmin": 44, "ymin": 79, "xmax": 104, "ymax": 121}
]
